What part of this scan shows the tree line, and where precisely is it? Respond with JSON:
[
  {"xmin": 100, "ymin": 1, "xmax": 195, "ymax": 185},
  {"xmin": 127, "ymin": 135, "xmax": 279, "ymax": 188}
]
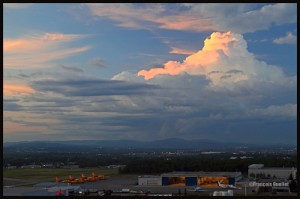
[{"xmin": 119, "ymin": 155, "xmax": 297, "ymax": 175}]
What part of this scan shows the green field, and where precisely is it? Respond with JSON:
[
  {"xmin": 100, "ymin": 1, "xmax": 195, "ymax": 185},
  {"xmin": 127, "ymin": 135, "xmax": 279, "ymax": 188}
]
[{"xmin": 3, "ymin": 168, "xmax": 119, "ymax": 181}]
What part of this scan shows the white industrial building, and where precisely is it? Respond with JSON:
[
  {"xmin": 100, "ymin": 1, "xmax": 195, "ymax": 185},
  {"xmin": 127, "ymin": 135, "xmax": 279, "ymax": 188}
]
[
  {"xmin": 248, "ymin": 164, "xmax": 297, "ymax": 179},
  {"xmin": 138, "ymin": 175, "xmax": 162, "ymax": 186}
]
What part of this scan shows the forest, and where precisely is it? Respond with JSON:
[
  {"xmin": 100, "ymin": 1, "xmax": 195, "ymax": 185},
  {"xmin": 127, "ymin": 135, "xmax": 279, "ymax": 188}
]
[{"xmin": 119, "ymin": 155, "xmax": 297, "ymax": 175}]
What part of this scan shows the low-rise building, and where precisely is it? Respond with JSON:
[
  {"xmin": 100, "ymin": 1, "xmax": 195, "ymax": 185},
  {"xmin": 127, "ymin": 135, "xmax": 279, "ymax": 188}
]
[
  {"xmin": 248, "ymin": 164, "xmax": 297, "ymax": 179},
  {"xmin": 62, "ymin": 165, "xmax": 79, "ymax": 169},
  {"xmin": 138, "ymin": 175, "xmax": 162, "ymax": 186},
  {"xmin": 42, "ymin": 163, "xmax": 54, "ymax": 168},
  {"xmin": 21, "ymin": 165, "xmax": 41, "ymax": 169},
  {"xmin": 7, "ymin": 166, "xmax": 17, "ymax": 169}
]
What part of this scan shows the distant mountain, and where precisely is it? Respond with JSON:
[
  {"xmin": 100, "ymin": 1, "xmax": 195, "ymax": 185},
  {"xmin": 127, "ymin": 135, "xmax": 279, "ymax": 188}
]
[{"xmin": 4, "ymin": 138, "xmax": 295, "ymax": 152}]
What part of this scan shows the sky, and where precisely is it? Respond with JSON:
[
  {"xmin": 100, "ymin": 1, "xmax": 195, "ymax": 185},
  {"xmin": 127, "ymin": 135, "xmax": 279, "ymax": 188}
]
[{"xmin": 3, "ymin": 3, "xmax": 297, "ymax": 144}]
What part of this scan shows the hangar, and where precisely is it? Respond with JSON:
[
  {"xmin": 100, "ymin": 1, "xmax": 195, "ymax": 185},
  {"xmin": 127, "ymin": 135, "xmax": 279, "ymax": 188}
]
[{"xmin": 138, "ymin": 171, "xmax": 242, "ymax": 187}]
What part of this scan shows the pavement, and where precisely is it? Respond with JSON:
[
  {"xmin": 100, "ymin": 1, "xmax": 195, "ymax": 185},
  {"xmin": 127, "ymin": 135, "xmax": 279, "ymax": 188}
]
[{"xmin": 3, "ymin": 175, "xmax": 295, "ymax": 196}]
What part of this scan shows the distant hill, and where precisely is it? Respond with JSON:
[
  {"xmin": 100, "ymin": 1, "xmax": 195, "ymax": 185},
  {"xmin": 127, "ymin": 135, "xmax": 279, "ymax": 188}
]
[{"xmin": 3, "ymin": 138, "xmax": 295, "ymax": 152}]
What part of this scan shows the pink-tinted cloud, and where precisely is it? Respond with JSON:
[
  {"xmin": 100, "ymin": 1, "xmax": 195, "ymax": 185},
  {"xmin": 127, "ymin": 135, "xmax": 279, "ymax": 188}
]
[
  {"xmin": 86, "ymin": 4, "xmax": 216, "ymax": 32},
  {"xmin": 85, "ymin": 3, "xmax": 296, "ymax": 34},
  {"xmin": 4, "ymin": 121, "xmax": 49, "ymax": 134},
  {"xmin": 156, "ymin": 15, "xmax": 215, "ymax": 32},
  {"xmin": 138, "ymin": 32, "xmax": 232, "ymax": 80},
  {"xmin": 4, "ymin": 84, "xmax": 35, "ymax": 97},
  {"xmin": 4, "ymin": 33, "xmax": 92, "ymax": 68},
  {"xmin": 170, "ymin": 47, "xmax": 196, "ymax": 55}
]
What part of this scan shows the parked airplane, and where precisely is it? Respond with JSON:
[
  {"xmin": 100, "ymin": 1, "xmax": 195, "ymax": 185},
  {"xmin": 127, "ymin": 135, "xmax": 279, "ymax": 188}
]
[
  {"xmin": 217, "ymin": 181, "xmax": 241, "ymax": 189},
  {"xmin": 217, "ymin": 181, "xmax": 228, "ymax": 188},
  {"xmin": 92, "ymin": 172, "xmax": 106, "ymax": 180},
  {"xmin": 55, "ymin": 175, "xmax": 84, "ymax": 184},
  {"xmin": 55, "ymin": 173, "xmax": 106, "ymax": 184},
  {"xmin": 71, "ymin": 177, "xmax": 85, "ymax": 184},
  {"xmin": 80, "ymin": 173, "xmax": 88, "ymax": 181},
  {"xmin": 55, "ymin": 176, "xmax": 72, "ymax": 183}
]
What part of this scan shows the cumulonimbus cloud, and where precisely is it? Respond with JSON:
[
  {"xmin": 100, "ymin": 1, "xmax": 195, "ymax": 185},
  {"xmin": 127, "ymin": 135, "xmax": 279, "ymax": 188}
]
[
  {"xmin": 3, "ymin": 32, "xmax": 92, "ymax": 68},
  {"xmin": 137, "ymin": 31, "xmax": 287, "ymax": 87}
]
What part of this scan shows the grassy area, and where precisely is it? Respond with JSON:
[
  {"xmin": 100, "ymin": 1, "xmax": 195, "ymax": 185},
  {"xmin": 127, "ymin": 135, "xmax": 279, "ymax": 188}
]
[{"xmin": 3, "ymin": 168, "xmax": 119, "ymax": 181}]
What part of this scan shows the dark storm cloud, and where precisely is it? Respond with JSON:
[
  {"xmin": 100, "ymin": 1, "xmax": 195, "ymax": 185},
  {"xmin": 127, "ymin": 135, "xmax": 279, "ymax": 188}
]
[
  {"xmin": 60, "ymin": 64, "xmax": 84, "ymax": 73},
  {"xmin": 220, "ymin": 74, "xmax": 232, "ymax": 80},
  {"xmin": 3, "ymin": 99, "xmax": 23, "ymax": 111},
  {"xmin": 208, "ymin": 70, "xmax": 222, "ymax": 75},
  {"xmin": 226, "ymin": 69, "xmax": 244, "ymax": 74},
  {"xmin": 88, "ymin": 57, "xmax": 106, "ymax": 68},
  {"xmin": 30, "ymin": 79, "xmax": 161, "ymax": 96}
]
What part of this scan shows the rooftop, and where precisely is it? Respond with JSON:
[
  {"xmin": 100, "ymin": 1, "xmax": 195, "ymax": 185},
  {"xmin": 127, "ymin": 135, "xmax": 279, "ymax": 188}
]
[
  {"xmin": 161, "ymin": 171, "xmax": 241, "ymax": 177},
  {"xmin": 258, "ymin": 167, "xmax": 297, "ymax": 171},
  {"xmin": 248, "ymin": 164, "xmax": 264, "ymax": 169}
]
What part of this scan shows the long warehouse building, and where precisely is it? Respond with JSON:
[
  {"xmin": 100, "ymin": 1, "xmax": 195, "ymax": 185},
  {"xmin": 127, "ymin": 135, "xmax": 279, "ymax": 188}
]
[
  {"xmin": 248, "ymin": 164, "xmax": 297, "ymax": 179},
  {"xmin": 138, "ymin": 171, "xmax": 242, "ymax": 186}
]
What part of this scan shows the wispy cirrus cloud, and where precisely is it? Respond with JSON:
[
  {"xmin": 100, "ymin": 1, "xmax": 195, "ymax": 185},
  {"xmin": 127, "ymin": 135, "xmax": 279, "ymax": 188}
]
[
  {"xmin": 85, "ymin": 3, "xmax": 296, "ymax": 34},
  {"xmin": 85, "ymin": 3, "xmax": 215, "ymax": 32},
  {"xmin": 4, "ymin": 32, "xmax": 92, "ymax": 69},
  {"xmin": 60, "ymin": 64, "xmax": 84, "ymax": 73}
]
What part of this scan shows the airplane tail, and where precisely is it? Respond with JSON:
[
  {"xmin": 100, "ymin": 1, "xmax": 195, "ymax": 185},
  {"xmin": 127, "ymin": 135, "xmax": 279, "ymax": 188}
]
[
  {"xmin": 217, "ymin": 181, "xmax": 222, "ymax": 187},
  {"xmin": 217, "ymin": 181, "xmax": 227, "ymax": 188}
]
